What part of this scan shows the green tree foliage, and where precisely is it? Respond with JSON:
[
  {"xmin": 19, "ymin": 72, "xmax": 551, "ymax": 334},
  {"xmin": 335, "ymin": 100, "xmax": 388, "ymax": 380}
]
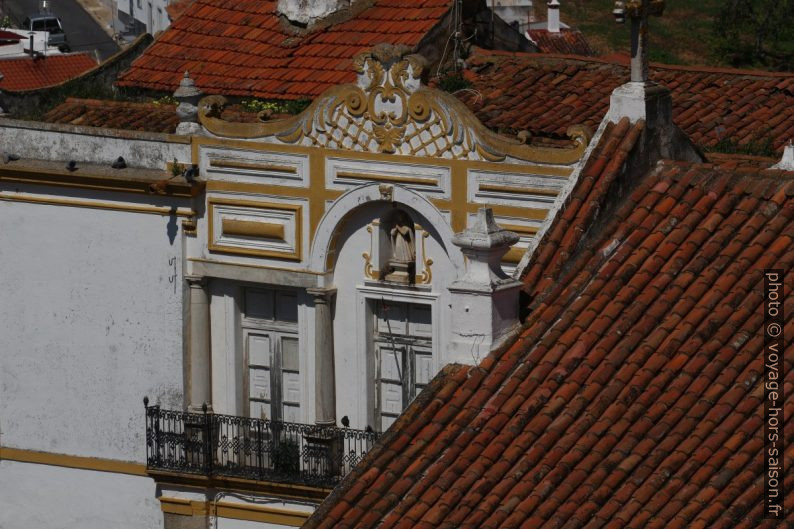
[{"xmin": 713, "ymin": 0, "xmax": 793, "ymax": 70}]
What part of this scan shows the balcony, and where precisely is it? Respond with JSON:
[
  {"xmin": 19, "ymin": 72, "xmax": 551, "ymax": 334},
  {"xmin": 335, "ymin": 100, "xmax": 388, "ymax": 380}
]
[{"xmin": 144, "ymin": 398, "xmax": 380, "ymax": 488}]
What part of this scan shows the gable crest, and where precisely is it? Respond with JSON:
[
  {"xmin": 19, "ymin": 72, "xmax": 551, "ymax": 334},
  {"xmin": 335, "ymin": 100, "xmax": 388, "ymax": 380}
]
[{"xmin": 199, "ymin": 44, "xmax": 590, "ymax": 164}]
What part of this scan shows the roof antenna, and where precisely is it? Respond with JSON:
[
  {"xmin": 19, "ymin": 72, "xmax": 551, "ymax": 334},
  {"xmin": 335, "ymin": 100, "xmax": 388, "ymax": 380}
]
[
  {"xmin": 490, "ymin": 0, "xmax": 495, "ymax": 49},
  {"xmin": 453, "ymin": 0, "xmax": 463, "ymax": 72}
]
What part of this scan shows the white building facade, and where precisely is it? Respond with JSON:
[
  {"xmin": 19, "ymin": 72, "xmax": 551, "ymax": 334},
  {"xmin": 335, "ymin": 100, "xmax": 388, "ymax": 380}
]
[
  {"xmin": 0, "ymin": 45, "xmax": 592, "ymax": 528},
  {"xmin": 117, "ymin": 0, "xmax": 170, "ymax": 36}
]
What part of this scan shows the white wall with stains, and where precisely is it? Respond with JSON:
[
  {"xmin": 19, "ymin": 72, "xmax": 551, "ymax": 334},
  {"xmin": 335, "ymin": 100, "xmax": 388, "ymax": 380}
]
[
  {"xmin": 0, "ymin": 198, "xmax": 184, "ymax": 462},
  {"xmin": 0, "ymin": 461, "xmax": 162, "ymax": 529}
]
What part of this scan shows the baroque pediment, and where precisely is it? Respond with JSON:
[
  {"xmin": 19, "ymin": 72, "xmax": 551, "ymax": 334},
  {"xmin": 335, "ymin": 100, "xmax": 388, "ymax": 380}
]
[{"xmin": 198, "ymin": 44, "xmax": 590, "ymax": 164}]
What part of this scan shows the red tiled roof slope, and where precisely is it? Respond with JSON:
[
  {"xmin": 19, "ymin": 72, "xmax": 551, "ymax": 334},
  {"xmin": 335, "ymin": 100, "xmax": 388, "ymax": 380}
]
[
  {"xmin": 528, "ymin": 28, "xmax": 593, "ymax": 56},
  {"xmin": 522, "ymin": 118, "xmax": 645, "ymax": 302},
  {"xmin": 40, "ymin": 97, "xmax": 275, "ymax": 132},
  {"xmin": 460, "ymin": 49, "xmax": 794, "ymax": 154},
  {"xmin": 116, "ymin": 0, "xmax": 450, "ymax": 98},
  {"xmin": 305, "ymin": 120, "xmax": 794, "ymax": 528},
  {"xmin": 0, "ymin": 53, "xmax": 97, "ymax": 91},
  {"xmin": 41, "ymin": 98, "xmax": 181, "ymax": 133}
]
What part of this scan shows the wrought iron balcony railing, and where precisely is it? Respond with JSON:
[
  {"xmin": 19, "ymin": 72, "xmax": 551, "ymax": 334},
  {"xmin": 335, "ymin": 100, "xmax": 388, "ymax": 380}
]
[{"xmin": 144, "ymin": 398, "xmax": 380, "ymax": 488}]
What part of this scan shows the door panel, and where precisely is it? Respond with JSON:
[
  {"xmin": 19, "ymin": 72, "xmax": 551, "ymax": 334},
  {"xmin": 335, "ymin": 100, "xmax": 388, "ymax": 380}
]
[
  {"xmin": 244, "ymin": 326, "xmax": 299, "ymax": 423},
  {"xmin": 414, "ymin": 346, "xmax": 433, "ymax": 389},
  {"xmin": 249, "ymin": 368, "xmax": 271, "ymax": 401},
  {"xmin": 374, "ymin": 301, "xmax": 432, "ymax": 432},
  {"xmin": 248, "ymin": 334, "xmax": 271, "ymax": 367}
]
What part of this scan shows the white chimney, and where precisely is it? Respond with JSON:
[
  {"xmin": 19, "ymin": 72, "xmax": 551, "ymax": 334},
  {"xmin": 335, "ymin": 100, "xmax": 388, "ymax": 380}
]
[
  {"xmin": 547, "ymin": 0, "xmax": 560, "ymax": 33},
  {"xmin": 772, "ymin": 141, "xmax": 794, "ymax": 171},
  {"xmin": 276, "ymin": 0, "xmax": 352, "ymax": 27},
  {"xmin": 528, "ymin": 0, "xmax": 536, "ymax": 23}
]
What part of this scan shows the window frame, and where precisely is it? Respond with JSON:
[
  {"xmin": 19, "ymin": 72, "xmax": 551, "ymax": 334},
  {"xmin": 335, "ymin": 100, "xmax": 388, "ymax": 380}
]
[{"xmin": 241, "ymin": 287, "xmax": 300, "ymax": 423}]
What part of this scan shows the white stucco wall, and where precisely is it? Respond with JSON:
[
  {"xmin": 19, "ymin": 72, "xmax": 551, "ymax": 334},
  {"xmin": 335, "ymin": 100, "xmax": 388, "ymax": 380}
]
[
  {"xmin": 0, "ymin": 461, "xmax": 162, "ymax": 529},
  {"xmin": 0, "ymin": 198, "xmax": 184, "ymax": 462}
]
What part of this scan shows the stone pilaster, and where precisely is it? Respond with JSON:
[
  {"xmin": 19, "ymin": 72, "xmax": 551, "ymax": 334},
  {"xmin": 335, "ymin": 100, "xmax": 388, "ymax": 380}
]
[
  {"xmin": 186, "ymin": 276, "xmax": 212, "ymax": 412},
  {"xmin": 307, "ymin": 287, "xmax": 337, "ymax": 427}
]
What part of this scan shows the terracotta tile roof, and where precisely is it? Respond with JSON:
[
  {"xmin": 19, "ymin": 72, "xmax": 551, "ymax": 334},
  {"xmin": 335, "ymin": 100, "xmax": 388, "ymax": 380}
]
[
  {"xmin": 0, "ymin": 53, "xmax": 97, "ymax": 92},
  {"xmin": 527, "ymin": 28, "xmax": 593, "ymax": 56},
  {"xmin": 460, "ymin": 49, "xmax": 794, "ymax": 154},
  {"xmin": 116, "ymin": 0, "xmax": 452, "ymax": 98},
  {"xmin": 165, "ymin": 0, "xmax": 195, "ymax": 22},
  {"xmin": 305, "ymin": 118, "xmax": 794, "ymax": 528},
  {"xmin": 41, "ymin": 98, "xmax": 181, "ymax": 133},
  {"xmin": 39, "ymin": 98, "xmax": 274, "ymax": 132}
]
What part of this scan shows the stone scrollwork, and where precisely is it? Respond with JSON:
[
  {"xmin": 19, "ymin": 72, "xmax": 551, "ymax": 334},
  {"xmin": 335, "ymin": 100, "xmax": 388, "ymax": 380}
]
[
  {"xmin": 198, "ymin": 44, "xmax": 591, "ymax": 164},
  {"xmin": 415, "ymin": 230, "xmax": 433, "ymax": 285},
  {"xmin": 362, "ymin": 224, "xmax": 380, "ymax": 280}
]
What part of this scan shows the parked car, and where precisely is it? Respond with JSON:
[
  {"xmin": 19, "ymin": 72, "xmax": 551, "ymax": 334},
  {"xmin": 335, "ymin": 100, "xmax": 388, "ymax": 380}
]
[{"xmin": 21, "ymin": 14, "xmax": 67, "ymax": 49}]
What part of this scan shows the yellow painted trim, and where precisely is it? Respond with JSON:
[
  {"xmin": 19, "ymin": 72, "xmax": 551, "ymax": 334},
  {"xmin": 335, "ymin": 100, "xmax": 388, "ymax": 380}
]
[
  {"xmin": 470, "ymin": 203, "xmax": 549, "ymax": 221},
  {"xmin": 222, "ymin": 219, "xmax": 286, "ymax": 240},
  {"xmin": 188, "ymin": 257, "xmax": 324, "ymax": 276},
  {"xmin": 308, "ymin": 151, "xmax": 327, "ymax": 239},
  {"xmin": 0, "ymin": 193, "xmax": 195, "ymax": 217},
  {"xmin": 159, "ymin": 497, "xmax": 310, "ymax": 526},
  {"xmin": 210, "ymin": 159, "xmax": 298, "ymax": 174},
  {"xmin": 335, "ymin": 170, "xmax": 438, "ymax": 187},
  {"xmin": 479, "ymin": 183, "xmax": 559, "ymax": 197},
  {"xmin": 0, "ymin": 446, "xmax": 146, "ymax": 476},
  {"xmin": 208, "ymin": 197, "xmax": 302, "ymax": 261},
  {"xmin": 160, "ymin": 497, "xmax": 197, "ymax": 516},
  {"xmin": 191, "ymin": 135, "xmax": 200, "ymax": 167},
  {"xmin": 503, "ymin": 246, "xmax": 527, "ymax": 264},
  {"xmin": 500, "ymin": 223, "xmax": 540, "ymax": 235}
]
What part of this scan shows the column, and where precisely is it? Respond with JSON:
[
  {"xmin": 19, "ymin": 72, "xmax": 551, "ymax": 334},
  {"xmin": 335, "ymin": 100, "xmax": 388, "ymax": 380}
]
[
  {"xmin": 308, "ymin": 287, "xmax": 337, "ymax": 427},
  {"xmin": 186, "ymin": 276, "xmax": 212, "ymax": 412}
]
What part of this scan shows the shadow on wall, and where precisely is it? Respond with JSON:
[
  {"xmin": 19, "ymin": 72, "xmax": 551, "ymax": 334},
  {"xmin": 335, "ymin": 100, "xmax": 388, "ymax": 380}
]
[{"xmin": 167, "ymin": 210, "xmax": 177, "ymax": 245}]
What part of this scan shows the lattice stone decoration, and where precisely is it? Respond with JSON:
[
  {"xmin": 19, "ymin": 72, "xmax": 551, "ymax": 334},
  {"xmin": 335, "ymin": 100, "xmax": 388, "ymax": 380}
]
[{"xmin": 198, "ymin": 44, "xmax": 591, "ymax": 164}]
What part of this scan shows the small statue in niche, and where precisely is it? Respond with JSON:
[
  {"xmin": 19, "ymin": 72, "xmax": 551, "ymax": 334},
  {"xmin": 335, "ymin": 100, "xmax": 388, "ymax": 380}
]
[{"xmin": 384, "ymin": 210, "xmax": 415, "ymax": 283}]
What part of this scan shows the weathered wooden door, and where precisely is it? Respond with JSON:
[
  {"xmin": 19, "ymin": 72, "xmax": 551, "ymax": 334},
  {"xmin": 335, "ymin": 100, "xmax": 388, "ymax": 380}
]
[
  {"xmin": 374, "ymin": 300, "xmax": 432, "ymax": 432},
  {"xmin": 243, "ymin": 288, "xmax": 300, "ymax": 423}
]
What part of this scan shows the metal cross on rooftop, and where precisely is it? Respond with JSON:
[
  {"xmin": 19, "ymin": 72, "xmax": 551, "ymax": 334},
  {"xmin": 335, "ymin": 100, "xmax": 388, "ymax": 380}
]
[{"xmin": 614, "ymin": 0, "xmax": 665, "ymax": 83}]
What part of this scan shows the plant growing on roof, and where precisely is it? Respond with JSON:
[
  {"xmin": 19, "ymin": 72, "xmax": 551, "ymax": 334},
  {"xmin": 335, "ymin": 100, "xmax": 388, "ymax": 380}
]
[
  {"xmin": 438, "ymin": 72, "xmax": 472, "ymax": 93},
  {"xmin": 170, "ymin": 158, "xmax": 185, "ymax": 178},
  {"xmin": 152, "ymin": 95, "xmax": 177, "ymax": 106},
  {"xmin": 240, "ymin": 97, "xmax": 311, "ymax": 115}
]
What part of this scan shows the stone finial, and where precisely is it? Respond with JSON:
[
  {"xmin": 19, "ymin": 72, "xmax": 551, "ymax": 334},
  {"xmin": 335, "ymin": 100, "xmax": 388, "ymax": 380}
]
[
  {"xmin": 174, "ymin": 71, "xmax": 203, "ymax": 135},
  {"xmin": 448, "ymin": 208, "xmax": 522, "ymax": 364},
  {"xmin": 772, "ymin": 141, "xmax": 794, "ymax": 171},
  {"xmin": 452, "ymin": 208, "xmax": 519, "ymax": 289},
  {"xmin": 174, "ymin": 71, "xmax": 202, "ymax": 101}
]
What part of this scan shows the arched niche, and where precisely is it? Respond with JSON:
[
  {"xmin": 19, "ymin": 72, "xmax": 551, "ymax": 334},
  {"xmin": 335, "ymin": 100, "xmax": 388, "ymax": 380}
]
[{"xmin": 308, "ymin": 184, "xmax": 462, "ymax": 280}]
